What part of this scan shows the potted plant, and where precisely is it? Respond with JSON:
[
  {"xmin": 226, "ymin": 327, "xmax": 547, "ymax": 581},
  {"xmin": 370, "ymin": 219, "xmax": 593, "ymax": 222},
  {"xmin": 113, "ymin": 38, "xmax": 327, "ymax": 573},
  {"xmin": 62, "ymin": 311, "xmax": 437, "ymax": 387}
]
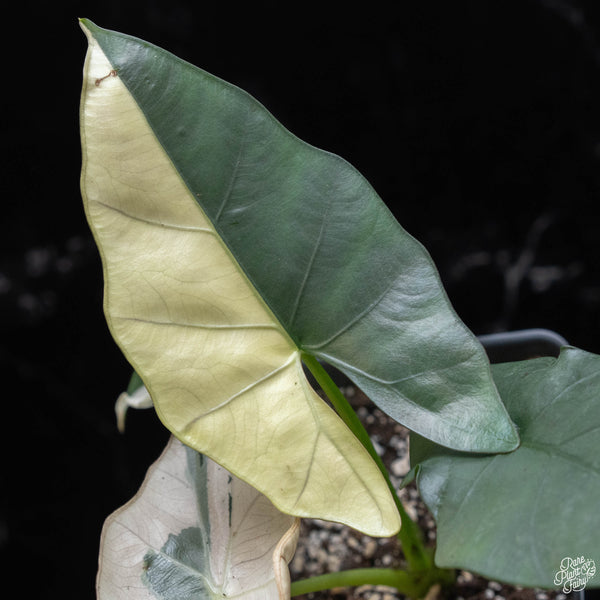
[{"xmin": 79, "ymin": 20, "xmax": 599, "ymax": 599}]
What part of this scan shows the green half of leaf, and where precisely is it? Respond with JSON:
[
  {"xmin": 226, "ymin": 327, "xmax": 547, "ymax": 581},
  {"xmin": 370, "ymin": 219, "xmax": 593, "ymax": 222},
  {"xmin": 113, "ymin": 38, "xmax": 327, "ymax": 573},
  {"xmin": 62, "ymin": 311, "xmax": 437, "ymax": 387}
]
[
  {"xmin": 411, "ymin": 347, "xmax": 600, "ymax": 588},
  {"xmin": 97, "ymin": 437, "xmax": 300, "ymax": 600}
]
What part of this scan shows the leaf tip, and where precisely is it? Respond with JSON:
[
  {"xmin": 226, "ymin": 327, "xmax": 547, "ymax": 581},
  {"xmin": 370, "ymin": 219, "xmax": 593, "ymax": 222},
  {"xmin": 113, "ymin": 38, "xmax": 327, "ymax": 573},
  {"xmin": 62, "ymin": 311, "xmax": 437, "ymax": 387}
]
[{"xmin": 78, "ymin": 17, "xmax": 100, "ymax": 38}]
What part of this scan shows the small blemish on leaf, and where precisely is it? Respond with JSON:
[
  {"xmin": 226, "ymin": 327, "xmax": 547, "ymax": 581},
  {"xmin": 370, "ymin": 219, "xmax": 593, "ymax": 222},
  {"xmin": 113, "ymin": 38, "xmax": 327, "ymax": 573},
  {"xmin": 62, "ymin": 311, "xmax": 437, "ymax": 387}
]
[
  {"xmin": 228, "ymin": 492, "xmax": 233, "ymax": 527},
  {"xmin": 95, "ymin": 69, "xmax": 118, "ymax": 86}
]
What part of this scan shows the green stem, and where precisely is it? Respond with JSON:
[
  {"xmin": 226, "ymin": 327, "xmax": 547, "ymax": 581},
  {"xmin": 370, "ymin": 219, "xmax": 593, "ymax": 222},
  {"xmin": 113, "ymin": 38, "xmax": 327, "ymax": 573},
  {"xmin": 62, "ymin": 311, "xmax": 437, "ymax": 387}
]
[
  {"xmin": 290, "ymin": 568, "xmax": 422, "ymax": 597},
  {"xmin": 301, "ymin": 353, "xmax": 432, "ymax": 572},
  {"xmin": 290, "ymin": 566, "xmax": 454, "ymax": 598}
]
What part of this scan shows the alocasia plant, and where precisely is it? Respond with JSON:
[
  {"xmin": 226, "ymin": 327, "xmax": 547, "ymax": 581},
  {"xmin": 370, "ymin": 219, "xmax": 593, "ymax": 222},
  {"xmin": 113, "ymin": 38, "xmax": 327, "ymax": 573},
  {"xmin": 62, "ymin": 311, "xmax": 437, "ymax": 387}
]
[{"xmin": 80, "ymin": 19, "xmax": 598, "ymax": 599}]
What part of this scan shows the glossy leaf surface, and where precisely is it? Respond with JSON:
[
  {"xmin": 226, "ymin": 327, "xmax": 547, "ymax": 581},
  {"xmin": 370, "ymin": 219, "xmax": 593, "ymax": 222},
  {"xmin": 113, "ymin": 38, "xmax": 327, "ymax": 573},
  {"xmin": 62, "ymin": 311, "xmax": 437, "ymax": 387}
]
[
  {"xmin": 80, "ymin": 20, "xmax": 399, "ymax": 535},
  {"xmin": 80, "ymin": 19, "xmax": 517, "ymax": 532},
  {"xmin": 79, "ymin": 20, "xmax": 517, "ymax": 455},
  {"xmin": 411, "ymin": 347, "xmax": 600, "ymax": 587},
  {"xmin": 97, "ymin": 437, "xmax": 300, "ymax": 600}
]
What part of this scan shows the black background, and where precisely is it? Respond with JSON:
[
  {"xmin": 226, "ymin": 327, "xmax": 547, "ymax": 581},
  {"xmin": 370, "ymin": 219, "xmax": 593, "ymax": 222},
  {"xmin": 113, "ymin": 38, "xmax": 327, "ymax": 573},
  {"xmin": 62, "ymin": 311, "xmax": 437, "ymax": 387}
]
[{"xmin": 3, "ymin": 1, "xmax": 600, "ymax": 597}]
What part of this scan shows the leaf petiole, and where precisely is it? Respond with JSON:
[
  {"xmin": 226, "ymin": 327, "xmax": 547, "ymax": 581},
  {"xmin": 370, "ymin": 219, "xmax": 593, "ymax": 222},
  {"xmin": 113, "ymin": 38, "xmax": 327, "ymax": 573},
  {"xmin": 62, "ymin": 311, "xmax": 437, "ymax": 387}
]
[
  {"xmin": 290, "ymin": 565, "xmax": 453, "ymax": 598},
  {"xmin": 300, "ymin": 353, "xmax": 433, "ymax": 572}
]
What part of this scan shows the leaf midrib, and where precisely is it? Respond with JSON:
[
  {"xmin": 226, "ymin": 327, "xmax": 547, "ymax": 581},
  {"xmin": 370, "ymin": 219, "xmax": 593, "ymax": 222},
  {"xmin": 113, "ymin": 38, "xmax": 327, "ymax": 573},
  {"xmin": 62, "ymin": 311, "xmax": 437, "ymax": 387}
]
[{"xmin": 148, "ymin": 546, "xmax": 276, "ymax": 599}]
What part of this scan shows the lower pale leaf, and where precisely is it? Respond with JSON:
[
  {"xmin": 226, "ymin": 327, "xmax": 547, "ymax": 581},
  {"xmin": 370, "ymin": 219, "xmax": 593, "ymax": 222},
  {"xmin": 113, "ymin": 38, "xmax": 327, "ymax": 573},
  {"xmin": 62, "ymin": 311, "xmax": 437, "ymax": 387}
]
[
  {"xmin": 97, "ymin": 437, "xmax": 300, "ymax": 600},
  {"xmin": 411, "ymin": 347, "xmax": 600, "ymax": 588}
]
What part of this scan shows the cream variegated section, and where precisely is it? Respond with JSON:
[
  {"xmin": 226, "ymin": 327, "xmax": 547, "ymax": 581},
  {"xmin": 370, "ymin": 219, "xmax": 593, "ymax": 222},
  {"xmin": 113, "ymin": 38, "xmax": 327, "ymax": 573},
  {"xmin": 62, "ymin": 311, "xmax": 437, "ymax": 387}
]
[
  {"xmin": 274, "ymin": 519, "xmax": 301, "ymax": 598},
  {"xmin": 97, "ymin": 437, "xmax": 300, "ymax": 600},
  {"xmin": 80, "ymin": 26, "xmax": 400, "ymax": 536}
]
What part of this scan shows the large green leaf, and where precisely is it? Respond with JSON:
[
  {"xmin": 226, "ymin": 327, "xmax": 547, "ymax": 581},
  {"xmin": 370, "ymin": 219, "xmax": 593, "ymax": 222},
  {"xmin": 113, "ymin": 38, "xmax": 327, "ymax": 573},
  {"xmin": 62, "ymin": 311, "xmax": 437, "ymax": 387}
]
[
  {"xmin": 80, "ymin": 20, "xmax": 399, "ymax": 536},
  {"xmin": 79, "ymin": 20, "xmax": 517, "ymax": 533},
  {"xmin": 411, "ymin": 347, "xmax": 600, "ymax": 588},
  {"xmin": 97, "ymin": 437, "xmax": 300, "ymax": 600}
]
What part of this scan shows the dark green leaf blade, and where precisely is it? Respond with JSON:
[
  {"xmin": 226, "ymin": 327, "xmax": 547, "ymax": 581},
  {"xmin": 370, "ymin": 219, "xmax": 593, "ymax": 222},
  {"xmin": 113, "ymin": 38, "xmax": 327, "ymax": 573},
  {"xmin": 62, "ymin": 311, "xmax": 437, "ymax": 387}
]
[
  {"xmin": 82, "ymin": 18, "xmax": 517, "ymax": 453},
  {"xmin": 411, "ymin": 347, "xmax": 600, "ymax": 587}
]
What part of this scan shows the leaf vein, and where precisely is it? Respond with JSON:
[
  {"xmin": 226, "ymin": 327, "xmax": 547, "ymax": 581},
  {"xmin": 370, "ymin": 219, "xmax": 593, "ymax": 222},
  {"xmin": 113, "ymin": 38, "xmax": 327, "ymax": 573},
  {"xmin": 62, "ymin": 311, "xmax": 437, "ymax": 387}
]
[
  {"xmin": 523, "ymin": 440, "xmax": 600, "ymax": 477},
  {"xmin": 531, "ymin": 369, "xmax": 600, "ymax": 423},
  {"xmin": 95, "ymin": 200, "xmax": 214, "ymax": 233},
  {"xmin": 302, "ymin": 273, "xmax": 399, "ymax": 350},
  {"xmin": 113, "ymin": 314, "xmax": 278, "ymax": 331},
  {"xmin": 183, "ymin": 353, "xmax": 297, "ymax": 426},
  {"xmin": 214, "ymin": 113, "xmax": 249, "ymax": 223},
  {"xmin": 288, "ymin": 199, "xmax": 331, "ymax": 328},
  {"xmin": 317, "ymin": 351, "xmax": 476, "ymax": 386}
]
